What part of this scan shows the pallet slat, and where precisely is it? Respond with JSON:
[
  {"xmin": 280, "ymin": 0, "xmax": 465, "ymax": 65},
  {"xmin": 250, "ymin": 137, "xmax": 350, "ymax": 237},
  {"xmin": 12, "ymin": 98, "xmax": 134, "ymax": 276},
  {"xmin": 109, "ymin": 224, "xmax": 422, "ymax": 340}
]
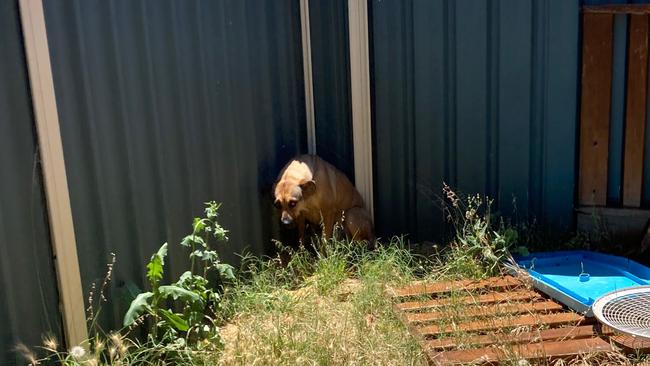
[
  {"xmin": 579, "ymin": 12, "xmax": 614, "ymax": 206},
  {"xmin": 623, "ymin": 14, "xmax": 649, "ymax": 207},
  {"xmin": 390, "ymin": 276, "xmax": 520, "ymax": 298},
  {"xmin": 417, "ymin": 311, "xmax": 587, "ymax": 336},
  {"xmin": 429, "ymin": 337, "xmax": 613, "ymax": 365},
  {"xmin": 425, "ymin": 325, "xmax": 599, "ymax": 351},
  {"xmin": 395, "ymin": 289, "xmax": 540, "ymax": 312},
  {"xmin": 406, "ymin": 300, "xmax": 563, "ymax": 324}
]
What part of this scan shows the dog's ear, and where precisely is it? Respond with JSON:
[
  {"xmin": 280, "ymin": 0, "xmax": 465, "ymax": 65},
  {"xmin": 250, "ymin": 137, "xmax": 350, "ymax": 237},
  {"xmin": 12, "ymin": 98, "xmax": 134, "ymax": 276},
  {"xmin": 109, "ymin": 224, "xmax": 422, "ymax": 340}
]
[{"xmin": 299, "ymin": 180, "xmax": 316, "ymax": 197}]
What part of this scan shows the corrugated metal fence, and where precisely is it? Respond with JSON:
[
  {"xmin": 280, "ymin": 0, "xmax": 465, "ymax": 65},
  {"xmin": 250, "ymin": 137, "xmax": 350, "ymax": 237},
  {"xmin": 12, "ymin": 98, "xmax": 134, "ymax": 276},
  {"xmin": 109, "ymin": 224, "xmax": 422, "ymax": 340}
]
[
  {"xmin": 0, "ymin": 0, "xmax": 604, "ymax": 362},
  {"xmin": 0, "ymin": 2, "xmax": 63, "ymax": 364},
  {"xmin": 42, "ymin": 0, "xmax": 306, "ymax": 338},
  {"xmin": 310, "ymin": 0, "xmax": 355, "ymax": 180},
  {"xmin": 371, "ymin": 0, "xmax": 580, "ymax": 241}
]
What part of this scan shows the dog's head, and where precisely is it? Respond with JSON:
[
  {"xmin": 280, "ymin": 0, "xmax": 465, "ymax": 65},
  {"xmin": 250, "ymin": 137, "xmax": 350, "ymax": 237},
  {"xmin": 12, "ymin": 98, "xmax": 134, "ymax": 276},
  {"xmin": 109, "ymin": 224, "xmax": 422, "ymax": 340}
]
[{"xmin": 273, "ymin": 179, "xmax": 316, "ymax": 225}]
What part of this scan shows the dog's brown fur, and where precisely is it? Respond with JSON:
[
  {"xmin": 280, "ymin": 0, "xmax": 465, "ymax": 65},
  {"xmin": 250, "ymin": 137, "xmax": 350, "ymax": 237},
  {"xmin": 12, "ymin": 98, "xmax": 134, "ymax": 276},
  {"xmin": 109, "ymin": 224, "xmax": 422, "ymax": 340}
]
[{"xmin": 273, "ymin": 155, "xmax": 374, "ymax": 243}]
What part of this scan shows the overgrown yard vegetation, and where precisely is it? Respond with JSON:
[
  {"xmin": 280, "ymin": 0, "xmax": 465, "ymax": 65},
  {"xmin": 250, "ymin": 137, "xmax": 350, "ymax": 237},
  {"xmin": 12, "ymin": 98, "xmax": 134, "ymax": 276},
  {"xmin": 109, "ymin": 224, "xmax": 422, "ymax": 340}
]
[
  {"xmin": 213, "ymin": 188, "xmax": 522, "ymax": 364},
  {"xmin": 22, "ymin": 190, "xmax": 650, "ymax": 365},
  {"xmin": 218, "ymin": 239, "xmax": 428, "ymax": 365}
]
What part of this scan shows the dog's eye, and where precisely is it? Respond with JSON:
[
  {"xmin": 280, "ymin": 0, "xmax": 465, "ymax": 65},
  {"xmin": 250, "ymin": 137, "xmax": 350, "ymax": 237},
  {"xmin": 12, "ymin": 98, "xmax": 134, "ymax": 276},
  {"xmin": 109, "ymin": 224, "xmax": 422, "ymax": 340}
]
[
  {"xmin": 273, "ymin": 200, "xmax": 282, "ymax": 209},
  {"xmin": 288, "ymin": 201, "xmax": 297, "ymax": 208}
]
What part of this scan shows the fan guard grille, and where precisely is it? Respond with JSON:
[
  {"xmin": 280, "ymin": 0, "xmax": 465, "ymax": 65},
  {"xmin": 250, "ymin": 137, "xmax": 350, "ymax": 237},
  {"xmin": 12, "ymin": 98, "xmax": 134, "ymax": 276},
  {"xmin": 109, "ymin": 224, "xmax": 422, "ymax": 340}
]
[{"xmin": 592, "ymin": 286, "xmax": 650, "ymax": 340}]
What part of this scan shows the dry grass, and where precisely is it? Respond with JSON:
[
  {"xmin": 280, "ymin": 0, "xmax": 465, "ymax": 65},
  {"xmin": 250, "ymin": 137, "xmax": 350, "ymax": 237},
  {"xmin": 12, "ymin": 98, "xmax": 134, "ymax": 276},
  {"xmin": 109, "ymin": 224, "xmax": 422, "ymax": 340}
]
[
  {"xmin": 219, "ymin": 280, "xmax": 424, "ymax": 365},
  {"xmin": 216, "ymin": 239, "xmax": 428, "ymax": 365}
]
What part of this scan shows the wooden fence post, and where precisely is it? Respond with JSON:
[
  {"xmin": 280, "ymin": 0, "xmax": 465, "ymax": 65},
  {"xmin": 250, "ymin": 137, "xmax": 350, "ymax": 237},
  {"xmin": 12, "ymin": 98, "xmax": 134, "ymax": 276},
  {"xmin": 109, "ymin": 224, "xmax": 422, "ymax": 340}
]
[
  {"xmin": 18, "ymin": 0, "xmax": 87, "ymax": 346},
  {"xmin": 348, "ymin": 0, "xmax": 374, "ymax": 219}
]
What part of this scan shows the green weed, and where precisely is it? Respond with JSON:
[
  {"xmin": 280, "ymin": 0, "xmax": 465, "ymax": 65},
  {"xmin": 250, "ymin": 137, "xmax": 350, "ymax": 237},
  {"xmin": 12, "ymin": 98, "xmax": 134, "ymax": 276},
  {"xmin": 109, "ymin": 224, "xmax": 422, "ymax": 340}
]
[{"xmin": 439, "ymin": 183, "xmax": 518, "ymax": 279}]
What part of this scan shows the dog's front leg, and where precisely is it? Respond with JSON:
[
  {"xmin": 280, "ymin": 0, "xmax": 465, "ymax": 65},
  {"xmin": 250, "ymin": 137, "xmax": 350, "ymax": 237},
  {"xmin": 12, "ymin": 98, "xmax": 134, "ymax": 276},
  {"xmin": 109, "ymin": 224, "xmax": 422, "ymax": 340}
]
[
  {"xmin": 296, "ymin": 217, "xmax": 306, "ymax": 245},
  {"xmin": 322, "ymin": 215, "xmax": 335, "ymax": 239}
]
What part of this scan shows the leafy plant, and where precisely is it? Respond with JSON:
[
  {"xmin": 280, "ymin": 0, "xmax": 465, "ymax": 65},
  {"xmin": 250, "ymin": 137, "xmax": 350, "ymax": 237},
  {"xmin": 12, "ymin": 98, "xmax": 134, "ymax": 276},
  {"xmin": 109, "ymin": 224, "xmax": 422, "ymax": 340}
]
[
  {"xmin": 24, "ymin": 202, "xmax": 234, "ymax": 366},
  {"xmin": 124, "ymin": 201, "xmax": 234, "ymax": 347}
]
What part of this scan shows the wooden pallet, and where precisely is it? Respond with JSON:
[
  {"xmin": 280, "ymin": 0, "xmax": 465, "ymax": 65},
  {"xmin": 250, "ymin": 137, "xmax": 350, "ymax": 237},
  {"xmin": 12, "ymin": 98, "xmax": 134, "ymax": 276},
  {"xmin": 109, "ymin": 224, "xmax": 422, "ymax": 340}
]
[{"xmin": 388, "ymin": 276, "xmax": 622, "ymax": 365}]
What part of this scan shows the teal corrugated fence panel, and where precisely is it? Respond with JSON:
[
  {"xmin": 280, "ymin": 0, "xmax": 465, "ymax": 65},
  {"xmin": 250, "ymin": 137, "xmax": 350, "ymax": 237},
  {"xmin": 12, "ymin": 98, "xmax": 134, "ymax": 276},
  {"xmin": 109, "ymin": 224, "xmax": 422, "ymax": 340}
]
[
  {"xmin": 310, "ymin": 0, "xmax": 355, "ymax": 179},
  {"xmin": 43, "ymin": 0, "xmax": 306, "ymax": 331},
  {"xmin": 0, "ymin": 1, "xmax": 63, "ymax": 364},
  {"xmin": 371, "ymin": 0, "xmax": 580, "ymax": 241}
]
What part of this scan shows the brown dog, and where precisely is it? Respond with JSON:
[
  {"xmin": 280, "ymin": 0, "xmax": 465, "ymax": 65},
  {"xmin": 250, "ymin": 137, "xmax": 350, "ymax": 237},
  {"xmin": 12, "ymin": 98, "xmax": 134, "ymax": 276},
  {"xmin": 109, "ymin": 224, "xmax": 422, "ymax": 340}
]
[{"xmin": 273, "ymin": 155, "xmax": 374, "ymax": 243}]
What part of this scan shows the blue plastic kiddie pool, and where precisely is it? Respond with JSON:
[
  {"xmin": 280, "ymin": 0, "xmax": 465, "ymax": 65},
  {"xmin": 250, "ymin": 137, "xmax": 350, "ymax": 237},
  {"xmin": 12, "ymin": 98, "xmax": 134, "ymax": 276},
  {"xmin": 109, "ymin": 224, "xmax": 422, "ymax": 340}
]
[{"xmin": 514, "ymin": 251, "xmax": 650, "ymax": 316}]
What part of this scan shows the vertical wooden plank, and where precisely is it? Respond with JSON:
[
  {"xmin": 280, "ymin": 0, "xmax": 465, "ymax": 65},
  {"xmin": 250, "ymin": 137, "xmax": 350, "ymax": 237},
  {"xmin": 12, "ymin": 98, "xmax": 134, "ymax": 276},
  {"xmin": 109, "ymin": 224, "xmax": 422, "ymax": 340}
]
[
  {"xmin": 623, "ymin": 14, "xmax": 649, "ymax": 207},
  {"xmin": 18, "ymin": 0, "xmax": 88, "ymax": 345},
  {"xmin": 300, "ymin": 0, "xmax": 316, "ymax": 154},
  {"xmin": 348, "ymin": 0, "xmax": 374, "ymax": 219},
  {"xmin": 579, "ymin": 13, "xmax": 613, "ymax": 206}
]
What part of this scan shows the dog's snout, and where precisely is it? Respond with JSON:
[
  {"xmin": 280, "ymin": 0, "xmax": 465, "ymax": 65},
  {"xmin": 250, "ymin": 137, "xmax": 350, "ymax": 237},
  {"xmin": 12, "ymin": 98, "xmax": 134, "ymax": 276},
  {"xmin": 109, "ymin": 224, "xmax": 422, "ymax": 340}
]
[{"xmin": 281, "ymin": 212, "xmax": 293, "ymax": 225}]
